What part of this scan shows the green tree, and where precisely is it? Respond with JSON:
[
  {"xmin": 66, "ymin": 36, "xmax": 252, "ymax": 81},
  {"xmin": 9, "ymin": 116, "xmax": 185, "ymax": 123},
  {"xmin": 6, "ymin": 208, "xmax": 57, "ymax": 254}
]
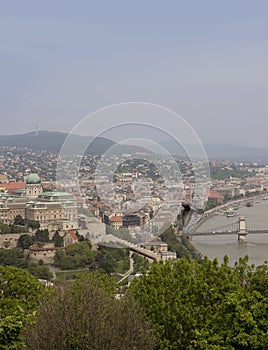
[
  {"xmin": 0, "ymin": 248, "xmax": 53, "ymax": 281},
  {"xmin": 14, "ymin": 215, "xmax": 25, "ymax": 226},
  {"xmin": 0, "ymin": 248, "xmax": 29, "ymax": 269},
  {"xmin": 54, "ymin": 242, "xmax": 95, "ymax": 270},
  {"xmin": 160, "ymin": 225, "xmax": 200, "ymax": 260},
  {"xmin": 24, "ymin": 272, "xmax": 157, "ymax": 350},
  {"xmin": 130, "ymin": 257, "xmax": 268, "ymax": 349},
  {"xmin": 17, "ymin": 234, "xmax": 33, "ymax": 250},
  {"xmin": 52, "ymin": 231, "xmax": 63, "ymax": 247},
  {"xmin": 94, "ymin": 246, "xmax": 130, "ymax": 274},
  {"xmin": 9, "ymin": 224, "xmax": 26, "ymax": 234},
  {"xmin": 27, "ymin": 264, "xmax": 53, "ymax": 281},
  {"xmin": 35, "ymin": 229, "xmax": 49, "ymax": 242},
  {"xmin": 133, "ymin": 253, "xmax": 149, "ymax": 273},
  {"xmin": 0, "ymin": 223, "xmax": 11, "ymax": 234},
  {"xmin": 27, "ymin": 220, "xmax": 40, "ymax": 230},
  {"xmin": 0, "ymin": 265, "xmax": 44, "ymax": 349}
]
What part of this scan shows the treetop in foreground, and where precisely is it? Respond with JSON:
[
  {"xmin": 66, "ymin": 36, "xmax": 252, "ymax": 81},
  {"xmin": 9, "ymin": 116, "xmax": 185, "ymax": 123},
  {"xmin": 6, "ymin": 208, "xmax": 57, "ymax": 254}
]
[
  {"xmin": 0, "ymin": 265, "xmax": 44, "ymax": 350},
  {"xmin": 25, "ymin": 271, "xmax": 157, "ymax": 350},
  {"xmin": 130, "ymin": 256, "xmax": 268, "ymax": 350}
]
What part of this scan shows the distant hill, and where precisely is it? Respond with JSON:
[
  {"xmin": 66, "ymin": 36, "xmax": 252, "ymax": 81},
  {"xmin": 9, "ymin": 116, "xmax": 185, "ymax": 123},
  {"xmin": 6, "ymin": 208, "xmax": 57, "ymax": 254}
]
[
  {"xmin": 0, "ymin": 131, "xmax": 151, "ymax": 155},
  {"xmin": 1, "ymin": 131, "xmax": 267, "ymax": 162}
]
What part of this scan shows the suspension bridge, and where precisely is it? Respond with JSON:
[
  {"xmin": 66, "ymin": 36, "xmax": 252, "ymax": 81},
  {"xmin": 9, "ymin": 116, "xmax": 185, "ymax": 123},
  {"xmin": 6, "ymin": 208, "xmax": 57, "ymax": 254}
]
[{"xmin": 187, "ymin": 216, "xmax": 268, "ymax": 242}]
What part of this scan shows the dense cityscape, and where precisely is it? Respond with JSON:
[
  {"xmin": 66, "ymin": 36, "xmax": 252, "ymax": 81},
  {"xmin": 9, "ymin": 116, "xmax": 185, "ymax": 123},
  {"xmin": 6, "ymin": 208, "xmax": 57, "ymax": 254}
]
[
  {"xmin": 1, "ymin": 140, "xmax": 268, "ymax": 348},
  {"xmin": 1, "ymin": 141, "xmax": 268, "ymax": 265}
]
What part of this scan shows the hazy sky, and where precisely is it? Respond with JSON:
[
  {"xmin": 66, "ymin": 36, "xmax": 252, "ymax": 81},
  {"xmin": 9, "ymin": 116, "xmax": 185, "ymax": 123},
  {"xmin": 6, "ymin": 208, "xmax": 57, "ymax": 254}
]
[{"xmin": 1, "ymin": 1, "xmax": 268, "ymax": 147}]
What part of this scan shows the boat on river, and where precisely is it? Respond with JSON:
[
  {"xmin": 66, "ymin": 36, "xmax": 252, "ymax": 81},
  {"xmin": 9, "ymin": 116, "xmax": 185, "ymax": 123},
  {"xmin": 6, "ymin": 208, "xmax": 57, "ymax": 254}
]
[{"xmin": 226, "ymin": 211, "xmax": 236, "ymax": 218}]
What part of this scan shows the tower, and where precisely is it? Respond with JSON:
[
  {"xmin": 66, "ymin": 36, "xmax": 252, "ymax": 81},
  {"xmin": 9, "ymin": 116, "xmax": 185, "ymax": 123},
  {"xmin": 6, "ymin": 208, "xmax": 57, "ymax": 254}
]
[
  {"xmin": 25, "ymin": 173, "xmax": 43, "ymax": 198},
  {"xmin": 238, "ymin": 216, "xmax": 247, "ymax": 242}
]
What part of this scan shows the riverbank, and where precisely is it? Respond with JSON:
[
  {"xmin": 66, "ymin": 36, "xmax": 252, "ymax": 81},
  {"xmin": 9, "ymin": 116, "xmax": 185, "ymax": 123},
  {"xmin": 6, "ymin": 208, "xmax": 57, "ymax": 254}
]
[
  {"xmin": 191, "ymin": 193, "xmax": 268, "ymax": 234},
  {"xmin": 191, "ymin": 197, "xmax": 268, "ymax": 266}
]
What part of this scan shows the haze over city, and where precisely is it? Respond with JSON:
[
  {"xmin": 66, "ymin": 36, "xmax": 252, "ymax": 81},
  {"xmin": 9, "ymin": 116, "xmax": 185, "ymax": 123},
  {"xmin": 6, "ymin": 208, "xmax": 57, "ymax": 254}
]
[{"xmin": 1, "ymin": 1, "xmax": 268, "ymax": 148}]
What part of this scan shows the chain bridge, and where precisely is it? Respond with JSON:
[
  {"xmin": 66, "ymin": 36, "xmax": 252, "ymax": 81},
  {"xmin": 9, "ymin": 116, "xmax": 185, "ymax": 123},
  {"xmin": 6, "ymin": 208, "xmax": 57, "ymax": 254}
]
[{"xmin": 188, "ymin": 217, "xmax": 268, "ymax": 242}]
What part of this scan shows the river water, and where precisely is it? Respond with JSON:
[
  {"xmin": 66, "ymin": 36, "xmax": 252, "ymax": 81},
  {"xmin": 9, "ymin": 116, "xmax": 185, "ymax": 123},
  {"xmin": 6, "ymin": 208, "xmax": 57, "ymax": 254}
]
[{"xmin": 192, "ymin": 199, "xmax": 268, "ymax": 266}]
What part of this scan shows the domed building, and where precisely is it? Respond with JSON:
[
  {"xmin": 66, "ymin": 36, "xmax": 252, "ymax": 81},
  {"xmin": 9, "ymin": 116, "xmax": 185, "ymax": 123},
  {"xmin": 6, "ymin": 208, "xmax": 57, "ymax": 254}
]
[
  {"xmin": 25, "ymin": 173, "xmax": 43, "ymax": 198},
  {"xmin": 0, "ymin": 172, "xmax": 78, "ymax": 232},
  {"xmin": 26, "ymin": 173, "xmax": 41, "ymax": 184}
]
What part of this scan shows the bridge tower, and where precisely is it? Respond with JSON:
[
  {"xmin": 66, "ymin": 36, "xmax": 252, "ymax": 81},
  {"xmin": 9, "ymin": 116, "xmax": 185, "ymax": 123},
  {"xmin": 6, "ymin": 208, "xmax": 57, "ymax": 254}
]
[{"xmin": 238, "ymin": 216, "xmax": 247, "ymax": 242}]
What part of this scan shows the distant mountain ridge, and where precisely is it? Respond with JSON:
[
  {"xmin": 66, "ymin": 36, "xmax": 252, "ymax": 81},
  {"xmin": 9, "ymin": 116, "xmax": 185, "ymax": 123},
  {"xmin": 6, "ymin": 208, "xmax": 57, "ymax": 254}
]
[
  {"xmin": 0, "ymin": 131, "xmax": 267, "ymax": 162},
  {"xmin": 0, "ymin": 131, "xmax": 150, "ymax": 155}
]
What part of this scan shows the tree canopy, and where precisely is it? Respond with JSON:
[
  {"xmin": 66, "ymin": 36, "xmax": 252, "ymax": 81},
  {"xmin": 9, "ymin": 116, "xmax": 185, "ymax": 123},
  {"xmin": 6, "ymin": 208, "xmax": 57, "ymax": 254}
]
[
  {"xmin": 0, "ymin": 248, "xmax": 53, "ymax": 281},
  {"xmin": 130, "ymin": 256, "xmax": 268, "ymax": 350},
  {"xmin": 0, "ymin": 265, "xmax": 43, "ymax": 349},
  {"xmin": 24, "ymin": 272, "xmax": 157, "ymax": 350}
]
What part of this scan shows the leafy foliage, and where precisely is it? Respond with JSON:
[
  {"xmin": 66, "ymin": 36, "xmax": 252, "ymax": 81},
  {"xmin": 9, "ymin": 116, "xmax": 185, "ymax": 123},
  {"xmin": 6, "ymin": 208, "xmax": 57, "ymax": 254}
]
[
  {"xmin": 14, "ymin": 215, "xmax": 25, "ymax": 226},
  {"xmin": 54, "ymin": 241, "xmax": 95, "ymax": 270},
  {"xmin": 160, "ymin": 225, "xmax": 201, "ymax": 260},
  {"xmin": 94, "ymin": 245, "xmax": 130, "ymax": 274},
  {"xmin": 54, "ymin": 242, "xmax": 130, "ymax": 274},
  {"xmin": 0, "ymin": 222, "xmax": 26, "ymax": 234},
  {"xmin": 133, "ymin": 253, "xmax": 150, "ymax": 273},
  {"xmin": 130, "ymin": 256, "xmax": 268, "ymax": 349},
  {"xmin": 0, "ymin": 266, "xmax": 43, "ymax": 349},
  {"xmin": 26, "ymin": 220, "xmax": 40, "ymax": 230},
  {"xmin": 24, "ymin": 272, "xmax": 157, "ymax": 350},
  {"xmin": 0, "ymin": 248, "xmax": 53, "ymax": 280},
  {"xmin": 34, "ymin": 229, "xmax": 49, "ymax": 242},
  {"xmin": 52, "ymin": 231, "xmax": 63, "ymax": 247},
  {"xmin": 17, "ymin": 234, "xmax": 33, "ymax": 250}
]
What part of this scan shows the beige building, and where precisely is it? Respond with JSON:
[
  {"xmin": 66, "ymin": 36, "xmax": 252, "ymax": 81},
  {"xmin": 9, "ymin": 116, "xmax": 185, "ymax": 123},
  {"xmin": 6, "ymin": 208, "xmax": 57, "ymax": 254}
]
[
  {"xmin": 0, "ymin": 195, "xmax": 27, "ymax": 224},
  {"xmin": 29, "ymin": 245, "xmax": 65, "ymax": 264},
  {"xmin": 140, "ymin": 239, "xmax": 168, "ymax": 253},
  {"xmin": 0, "ymin": 173, "xmax": 78, "ymax": 230},
  {"xmin": 0, "ymin": 233, "xmax": 23, "ymax": 249}
]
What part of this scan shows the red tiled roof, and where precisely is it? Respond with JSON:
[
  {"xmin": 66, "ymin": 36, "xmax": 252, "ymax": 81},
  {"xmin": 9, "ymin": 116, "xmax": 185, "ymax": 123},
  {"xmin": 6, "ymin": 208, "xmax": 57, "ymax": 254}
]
[
  {"xmin": 68, "ymin": 229, "xmax": 78, "ymax": 240},
  {"xmin": 0, "ymin": 182, "xmax": 25, "ymax": 192},
  {"xmin": 109, "ymin": 216, "xmax": 123, "ymax": 222},
  {"xmin": 208, "ymin": 190, "xmax": 224, "ymax": 201}
]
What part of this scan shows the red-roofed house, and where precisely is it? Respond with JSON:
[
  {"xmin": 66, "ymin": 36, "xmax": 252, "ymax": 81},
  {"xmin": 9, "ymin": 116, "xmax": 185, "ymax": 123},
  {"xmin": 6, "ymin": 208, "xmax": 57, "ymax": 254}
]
[
  {"xmin": 63, "ymin": 229, "xmax": 78, "ymax": 247},
  {"xmin": 109, "ymin": 215, "xmax": 123, "ymax": 230},
  {"xmin": 0, "ymin": 182, "xmax": 25, "ymax": 193},
  {"xmin": 208, "ymin": 190, "xmax": 224, "ymax": 203}
]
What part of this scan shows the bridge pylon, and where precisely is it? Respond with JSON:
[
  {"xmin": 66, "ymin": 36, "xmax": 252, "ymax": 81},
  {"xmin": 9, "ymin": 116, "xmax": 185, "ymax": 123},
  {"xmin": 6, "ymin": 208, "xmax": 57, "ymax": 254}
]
[{"xmin": 238, "ymin": 216, "xmax": 247, "ymax": 242}]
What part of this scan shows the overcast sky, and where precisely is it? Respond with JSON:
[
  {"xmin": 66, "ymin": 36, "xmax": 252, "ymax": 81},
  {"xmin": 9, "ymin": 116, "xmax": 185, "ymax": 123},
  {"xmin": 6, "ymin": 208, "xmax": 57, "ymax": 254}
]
[{"xmin": 1, "ymin": 1, "xmax": 268, "ymax": 148}]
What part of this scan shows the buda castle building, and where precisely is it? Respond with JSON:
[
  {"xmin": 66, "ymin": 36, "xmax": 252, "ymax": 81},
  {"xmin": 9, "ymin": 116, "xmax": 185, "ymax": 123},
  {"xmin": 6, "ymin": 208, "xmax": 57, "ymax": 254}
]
[{"xmin": 0, "ymin": 173, "xmax": 78, "ymax": 230}]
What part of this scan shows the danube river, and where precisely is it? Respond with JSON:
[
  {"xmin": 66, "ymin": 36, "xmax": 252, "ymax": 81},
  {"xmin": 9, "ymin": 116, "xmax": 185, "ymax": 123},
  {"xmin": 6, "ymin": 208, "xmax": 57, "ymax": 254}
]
[{"xmin": 192, "ymin": 199, "xmax": 268, "ymax": 266}]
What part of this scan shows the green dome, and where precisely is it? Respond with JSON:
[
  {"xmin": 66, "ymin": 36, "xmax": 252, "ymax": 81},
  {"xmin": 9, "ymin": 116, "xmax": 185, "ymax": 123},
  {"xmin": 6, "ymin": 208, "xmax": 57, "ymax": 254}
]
[{"xmin": 26, "ymin": 173, "xmax": 41, "ymax": 184}]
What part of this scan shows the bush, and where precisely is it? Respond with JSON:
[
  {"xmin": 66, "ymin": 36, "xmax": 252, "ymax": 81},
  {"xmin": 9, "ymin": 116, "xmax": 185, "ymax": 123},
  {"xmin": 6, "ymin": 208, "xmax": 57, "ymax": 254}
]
[{"xmin": 24, "ymin": 272, "xmax": 157, "ymax": 350}]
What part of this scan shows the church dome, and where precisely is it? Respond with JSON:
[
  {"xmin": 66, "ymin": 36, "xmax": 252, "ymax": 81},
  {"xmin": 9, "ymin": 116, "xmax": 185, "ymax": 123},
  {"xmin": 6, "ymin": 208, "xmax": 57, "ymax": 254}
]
[{"xmin": 26, "ymin": 173, "xmax": 41, "ymax": 184}]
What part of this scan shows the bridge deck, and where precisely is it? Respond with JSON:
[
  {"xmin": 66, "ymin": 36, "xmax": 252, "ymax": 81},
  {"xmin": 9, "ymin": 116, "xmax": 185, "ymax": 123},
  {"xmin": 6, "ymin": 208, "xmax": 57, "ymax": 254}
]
[{"xmin": 189, "ymin": 230, "xmax": 268, "ymax": 236}]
